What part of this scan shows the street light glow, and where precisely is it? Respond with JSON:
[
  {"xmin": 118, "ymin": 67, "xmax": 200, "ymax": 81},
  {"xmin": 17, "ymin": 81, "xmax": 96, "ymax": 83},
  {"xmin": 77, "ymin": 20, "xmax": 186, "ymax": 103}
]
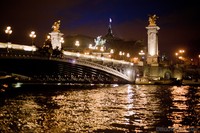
[
  {"xmin": 179, "ymin": 50, "xmax": 185, "ymax": 53},
  {"xmin": 5, "ymin": 26, "xmax": 12, "ymax": 34},
  {"xmin": 29, "ymin": 31, "xmax": 36, "ymax": 46},
  {"xmin": 127, "ymin": 53, "xmax": 130, "ymax": 58},
  {"xmin": 139, "ymin": 50, "xmax": 145, "ymax": 55},
  {"xmin": 110, "ymin": 49, "xmax": 114, "ymax": 54},
  {"xmin": 75, "ymin": 40, "xmax": 80, "ymax": 47},
  {"xmin": 60, "ymin": 37, "xmax": 64, "ymax": 43},
  {"xmin": 29, "ymin": 31, "xmax": 36, "ymax": 38}
]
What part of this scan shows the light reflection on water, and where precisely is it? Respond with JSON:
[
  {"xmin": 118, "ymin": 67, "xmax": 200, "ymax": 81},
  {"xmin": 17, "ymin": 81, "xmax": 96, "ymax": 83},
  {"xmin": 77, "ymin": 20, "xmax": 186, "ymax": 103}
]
[{"xmin": 0, "ymin": 85, "xmax": 199, "ymax": 132}]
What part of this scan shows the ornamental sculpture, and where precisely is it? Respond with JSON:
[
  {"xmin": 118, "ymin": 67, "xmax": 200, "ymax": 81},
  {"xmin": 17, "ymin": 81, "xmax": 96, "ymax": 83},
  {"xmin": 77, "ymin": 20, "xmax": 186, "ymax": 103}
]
[
  {"xmin": 52, "ymin": 20, "xmax": 61, "ymax": 32},
  {"xmin": 148, "ymin": 14, "xmax": 158, "ymax": 26},
  {"xmin": 94, "ymin": 36, "xmax": 106, "ymax": 47}
]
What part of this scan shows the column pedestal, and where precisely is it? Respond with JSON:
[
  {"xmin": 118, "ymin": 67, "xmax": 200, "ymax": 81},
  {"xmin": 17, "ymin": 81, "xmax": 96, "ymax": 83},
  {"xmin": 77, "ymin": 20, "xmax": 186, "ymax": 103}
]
[{"xmin": 49, "ymin": 32, "xmax": 63, "ymax": 50}]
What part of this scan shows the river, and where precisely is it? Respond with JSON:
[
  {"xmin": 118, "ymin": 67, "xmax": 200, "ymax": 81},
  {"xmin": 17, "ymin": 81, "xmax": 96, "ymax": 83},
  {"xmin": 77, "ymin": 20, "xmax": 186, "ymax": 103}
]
[{"xmin": 0, "ymin": 84, "xmax": 199, "ymax": 132}]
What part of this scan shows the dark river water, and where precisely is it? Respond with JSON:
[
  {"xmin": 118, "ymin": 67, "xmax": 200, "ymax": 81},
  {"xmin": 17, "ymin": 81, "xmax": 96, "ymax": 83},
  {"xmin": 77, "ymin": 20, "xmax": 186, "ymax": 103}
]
[{"xmin": 0, "ymin": 84, "xmax": 200, "ymax": 133}]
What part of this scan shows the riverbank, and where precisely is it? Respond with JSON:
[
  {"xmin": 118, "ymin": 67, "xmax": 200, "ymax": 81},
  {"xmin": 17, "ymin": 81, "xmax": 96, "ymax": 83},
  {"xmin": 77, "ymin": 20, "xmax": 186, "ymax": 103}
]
[{"xmin": 135, "ymin": 77, "xmax": 200, "ymax": 85}]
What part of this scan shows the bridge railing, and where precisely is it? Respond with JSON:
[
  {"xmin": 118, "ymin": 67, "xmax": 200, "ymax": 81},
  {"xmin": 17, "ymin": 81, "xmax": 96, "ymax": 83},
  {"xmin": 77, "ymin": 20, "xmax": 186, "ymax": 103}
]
[
  {"xmin": 0, "ymin": 42, "xmax": 134, "ymax": 82},
  {"xmin": 58, "ymin": 55, "xmax": 133, "ymax": 82},
  {"xmin": 0, "ymin": 42, "xmax": 133, "ymax": 65},
  {"xmin": 63, "ymin": 51, "xmax": 134, "ymax": 66},
  {"xmin": 0, "ymin": 42, "xmax": 37, "ymax": 51}
]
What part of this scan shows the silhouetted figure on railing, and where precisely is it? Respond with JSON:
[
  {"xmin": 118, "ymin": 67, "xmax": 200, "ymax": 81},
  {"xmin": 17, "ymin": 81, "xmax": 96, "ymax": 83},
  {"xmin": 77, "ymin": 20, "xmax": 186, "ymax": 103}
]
[
  {"xmin": 38, "ymin": 37, "xmax": 53, "ymax": 58},
  {"xmin": 52, "ymin": 46, "xmax": 62, "ymax": 58}
]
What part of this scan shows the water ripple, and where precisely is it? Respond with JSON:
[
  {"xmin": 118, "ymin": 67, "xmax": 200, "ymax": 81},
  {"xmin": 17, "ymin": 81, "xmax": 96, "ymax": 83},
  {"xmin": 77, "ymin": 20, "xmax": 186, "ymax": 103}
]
[{"xmin": 0, "ymin": 85, "xmax": 199, "ymax": 132}]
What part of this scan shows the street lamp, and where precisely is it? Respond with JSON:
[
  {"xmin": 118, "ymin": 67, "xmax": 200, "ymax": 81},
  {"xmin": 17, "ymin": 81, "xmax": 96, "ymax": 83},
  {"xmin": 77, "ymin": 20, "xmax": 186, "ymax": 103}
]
[
  {"xmin": 139, "ymin": 50, "xmax": 145, "ymax": 56},
  {"xmin": 119, "ymin": 51, "xmax": 123, "ymax": 60},
  {"xmin": 198, "ymin": 54, "xmax": 200, "ymax": 66},
  {"xmin": 100, "ymin": 46, "xmax": 104, "ymax": 52},
  {"xmin": 179, "ymin": 49, "xmax": 185, "ymax": 54},
  {"xmin": 29, "ymin": 31, "xmax": 36, "ymax": 46},
  {"xmin": 60, "ymin": 37, "xmax": 64, "ymax": 44},
  {"xmin": 109, "ymin": 49, "xmax": 114, "ymax": 58},
  {"xmin": 75, "ymin": 40, "xmax": 80, "ymax": 52},
  {"xmin": 110, "ymin": 49, "xmax": 114, "ymax": 54},
  {"xmin": 126, "ymin": 53, "xmax": 130, "ymax": 61},
  {"xmin": 5, "ymin": 26, "xmax": 13, "ymax": 52},
  {"xmin": 175, "ymin": 49, "xmax": 185, "ymax": 64},
  {"xmin": 47, "ymin": 35, "xmax": 51, "ymax": 40},
  {"xmin": 89, "ymin": 44, "xmax": 94, "ymax": 49},
  {"xmin": 5, "ymin": 26, "xmax": 12, "ymax": 43},
  {"xmin": 139, "ymin": 50, "xmax": 145, "ymax": 61}
]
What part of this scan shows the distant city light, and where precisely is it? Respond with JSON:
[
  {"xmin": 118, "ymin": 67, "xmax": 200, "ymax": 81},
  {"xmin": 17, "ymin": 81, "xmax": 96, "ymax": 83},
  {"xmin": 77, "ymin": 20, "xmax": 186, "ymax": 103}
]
[
  {"xmin": 100, "ymin": 46, "xmax": 104, "ymax": 51},
  {"xmin": 179, "ymin": 50, "xmax": 185, "ymax": 53},
  {"xmin": 109, "ymin": 18, "xmax": 112, "ymax": 23},
  {"xmin": 127, "ymin": 53, "xmax": 130, "ymax": 58},
  {"xmin": 139, "ymin": 50, "xmax": 145, "ymax": 55},
  {"xmin": 110, "ymin": 49, "xmax": 114, "ymax": 54},
  {"xmin": 119, "ymin": 51, "xmax": 122, "ymax": 56},
  {"xmin": 75, "ymin": 40, "xmax": 80, "ymax": 47}
]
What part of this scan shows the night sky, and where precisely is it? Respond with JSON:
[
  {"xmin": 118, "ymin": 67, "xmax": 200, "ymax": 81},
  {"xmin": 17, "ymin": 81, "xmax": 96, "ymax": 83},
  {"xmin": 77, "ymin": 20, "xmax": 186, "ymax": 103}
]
[{"xmin": 0, "ymin": 0, "xmax": 199, "ymax": 58}]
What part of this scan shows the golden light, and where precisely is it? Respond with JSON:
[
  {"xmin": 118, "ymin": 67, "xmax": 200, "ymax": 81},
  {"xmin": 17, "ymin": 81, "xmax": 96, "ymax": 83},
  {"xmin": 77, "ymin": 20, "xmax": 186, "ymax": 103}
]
[
  {"xmin": 178, "ymin": 56, "xmax": 183, "ymax": 59},
  {"xmin": 75, "ymin": 40, "xmax": 80, "ymax": 47},
  {"xmin": 179, "ymin": 49, "xmax": 185, "ymax": 53},
  {"xmin": 100, "ymin": 46, "xmax": 104, "ymax": 51},
  {"xmin": 5, "ymin": 26, "xmax": 12, "ymax": 45},
  {"xmin": 119, "ymin": 51, "xmax": 122, "ymax": 56},
  {"xmin": 5, "ymin": 26, "xmax": 12, "ymax": 34},
  {"xmin": 60, "ymin": 37, "xmax": 64, "ymax": 43},
  {"xmin": 29, "ymin": 31, "xmax": 36, "ymax": 45},
  {"xmin": 89, "ymin": 44, "xmax": 94, "ymax": 49},
  {"xmin": 110, "ymin": 49, "xmax": 114, "ymax": 54},
  {"xmin": 29, "ymin": 31, "xmax": 36, "ymax": 38},
  {"xmin": 139, "ymin": 50, "xmax": 145, "ymax": 55},
  {"xmin": 47, "ymin": 35, "xmax": 51, "ymax": 39},
  {"xmin": 131, "ymin": 57, "xmax": 139, "ymax": 63},
  {"xmin": 84, "ymin": 52, "xmax": 89, "ymax": 55},
  {"xmin": 126, "ymin": 53, "xmax": 130, "ymax": 58}
]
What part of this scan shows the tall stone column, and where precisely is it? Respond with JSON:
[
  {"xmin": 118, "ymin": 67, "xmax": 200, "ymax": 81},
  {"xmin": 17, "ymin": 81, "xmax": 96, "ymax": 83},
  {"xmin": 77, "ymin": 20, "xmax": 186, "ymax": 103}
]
[{"xmin": 146, "ymin": 15, "xmax": 160, "ymax": 66}]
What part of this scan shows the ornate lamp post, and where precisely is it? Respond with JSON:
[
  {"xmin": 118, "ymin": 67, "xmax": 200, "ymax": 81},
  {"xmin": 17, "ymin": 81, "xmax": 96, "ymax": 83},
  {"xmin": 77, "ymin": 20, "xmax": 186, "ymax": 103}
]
[
  {"xmin": 5, "ymin": 26, "xmax": 12, "ymax": 43},
  {"xmin": 5, "ymin": 26, "xmax": 12, "ymax": 52},
  {"xmin": 75, "ymin": 40, "xmax": 80, "ymax": 52},
  {"xmin": 109, "ymin": 49, "xmax": 114, "ymax": 58},
  {"xmin": 175, "ymin": 49, "xmax": 185, "ymax": 64},
  {"xmin": 139, "ymin": 50, "xmax": 145, "ymax": 61},
  {"xmin": 119, "ymin": 51, "xmax": 123, "ymax": 60},
  {"xmin": 29, "ymin": 31, "xmax": 36, "ymax": 46},
  {"xmin": 126, "ymin": 53, "xmax": 130, "ymax": 61}
]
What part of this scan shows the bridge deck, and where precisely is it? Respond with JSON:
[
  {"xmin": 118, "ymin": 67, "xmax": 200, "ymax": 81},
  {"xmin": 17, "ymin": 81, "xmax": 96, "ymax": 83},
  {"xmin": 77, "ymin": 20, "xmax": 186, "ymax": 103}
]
[{"xmin": 0, "ymin": 42, "xmax": 136, "ymax": 83}]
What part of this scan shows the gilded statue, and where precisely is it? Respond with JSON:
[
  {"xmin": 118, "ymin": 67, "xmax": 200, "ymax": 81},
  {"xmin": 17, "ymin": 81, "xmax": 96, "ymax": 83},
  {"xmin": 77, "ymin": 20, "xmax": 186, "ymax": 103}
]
[
  {"xmin": 52, "ymin": 20, "xmax": 61, "ymax": 32},
  {"xmin": 148, "ymin": 14, "xmax": 158, "ymax": 26}
]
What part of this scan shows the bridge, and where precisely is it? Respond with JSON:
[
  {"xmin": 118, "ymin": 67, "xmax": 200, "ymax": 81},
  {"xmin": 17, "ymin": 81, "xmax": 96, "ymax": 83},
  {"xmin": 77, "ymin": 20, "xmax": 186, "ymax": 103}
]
[{"xmin": 0, "ymin": 42, "xmax": 136, "ymax": 84}]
